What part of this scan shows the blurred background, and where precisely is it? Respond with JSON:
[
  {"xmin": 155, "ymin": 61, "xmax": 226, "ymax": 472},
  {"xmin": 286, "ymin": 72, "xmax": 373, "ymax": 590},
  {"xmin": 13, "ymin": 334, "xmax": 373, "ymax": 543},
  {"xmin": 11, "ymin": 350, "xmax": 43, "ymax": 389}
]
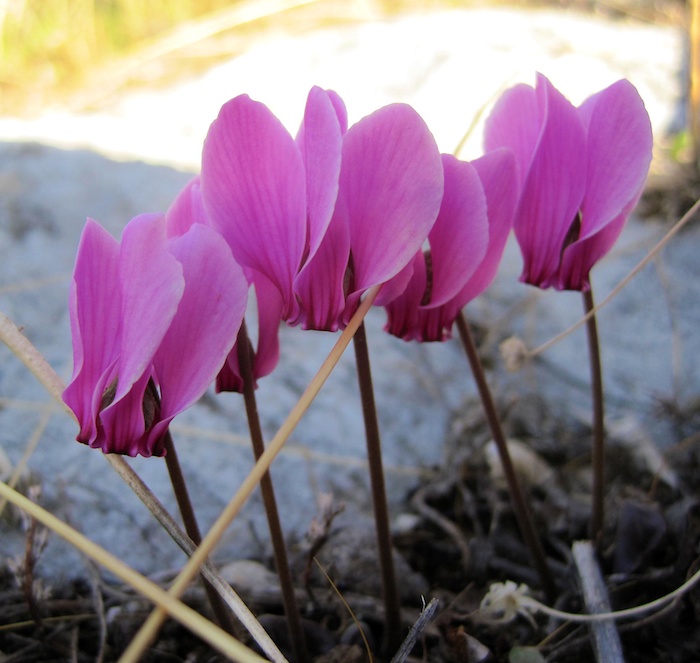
[{"xmin": 0, "ymin": 0, "xmax": 688, "ymax": 113}]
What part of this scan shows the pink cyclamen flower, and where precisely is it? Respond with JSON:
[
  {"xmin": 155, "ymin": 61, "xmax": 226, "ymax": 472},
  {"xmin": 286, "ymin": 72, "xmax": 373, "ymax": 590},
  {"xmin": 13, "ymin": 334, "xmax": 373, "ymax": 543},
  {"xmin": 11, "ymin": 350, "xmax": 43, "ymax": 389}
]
[
  {"xmin": 484, "ymin": 73, "xmax": 653, "ymax": 292},
  {"xmin": 384, "ymin": 148, "xmax": 518, "ymax": 342},
  {"xmin": 62, "ymin": 213, "xmax": 247, "ymax": 456},
  {"xmin": 201, "ymin": 86, "xmax": 444, "ymax": 336}
]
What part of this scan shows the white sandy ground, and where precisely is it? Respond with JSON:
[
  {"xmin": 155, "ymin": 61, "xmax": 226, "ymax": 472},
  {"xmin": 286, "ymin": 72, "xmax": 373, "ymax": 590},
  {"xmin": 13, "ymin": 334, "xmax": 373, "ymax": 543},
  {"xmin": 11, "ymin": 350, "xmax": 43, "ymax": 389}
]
[{"xmin": 0, "ymin": 5, "xmax": 698, "ymax": 581}]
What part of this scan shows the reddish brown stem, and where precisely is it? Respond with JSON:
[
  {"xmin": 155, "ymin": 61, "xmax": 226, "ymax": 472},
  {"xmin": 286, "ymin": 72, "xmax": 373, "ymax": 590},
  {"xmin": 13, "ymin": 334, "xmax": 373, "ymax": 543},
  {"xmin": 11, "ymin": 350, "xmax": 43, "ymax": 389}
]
[
  {"xmin": 583, "ymin": 288, "xmax": 605, "ymax": 543},
  {"xmin": 352, "ymin": 321, "xmax": 403, "ymax": 656},
  {"xmin": 456, "ymin": 311, "xmax": 556, "ymax": 601},
  {"xmin": 162, "ymin": 433, "xmax": 236, "ymax": 633},
  {"xmin": 236, "ymin": 320, "xmax": 309, "ymax": 663}
]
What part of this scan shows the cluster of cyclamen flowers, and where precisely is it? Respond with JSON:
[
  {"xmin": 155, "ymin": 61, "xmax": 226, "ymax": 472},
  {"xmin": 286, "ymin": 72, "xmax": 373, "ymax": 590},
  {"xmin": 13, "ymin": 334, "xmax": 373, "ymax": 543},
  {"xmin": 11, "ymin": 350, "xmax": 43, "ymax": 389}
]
[{"xmin": 63, "ymin": 74, "xmax": 652, "ymax": 458}]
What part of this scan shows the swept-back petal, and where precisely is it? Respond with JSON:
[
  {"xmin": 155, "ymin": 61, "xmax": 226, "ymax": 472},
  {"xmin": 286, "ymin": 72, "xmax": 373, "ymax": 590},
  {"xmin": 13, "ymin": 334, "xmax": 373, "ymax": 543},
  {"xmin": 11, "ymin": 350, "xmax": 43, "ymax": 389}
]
[
  {"xmin": 217, "ymin": 269, "xmax": 284, "ymax": 392},
  {"xmin": 295, "ymin": 86, "xmax": 344, "ymax": 265},
  {"xmin": 201, "ymin": 94, "xmax": 306, "ymax": 318},
  {"xmin": 250, "ymin": 269, "xmax": 284, "ymax": 380},
  {"xmin": 558, "ymin": 80, "xmax": 651, "ymax": 291},
  {"xmin": 454, "ymin": 147, "xmax": 518, "ymax": 306},
  {"xmin": 340, "ymin": 103, "xmax": 443, "ymax": 315},
  {"xmin": 512, "ymin": 74, "xmax": 587, "ymax": 288},
  {"xmin": 165, "ymin": 176, "xmax": 207, "ymax": 238},
  {"xmin": 483, "ymin": 82, "xmax": 540, "ymax": 188},
  {"xmin": 424, "ymin": 154, "xmax": 488, "ymax": 308},
  {"xmin": 417, "ymin": 299, "xmax": 462, "ymax": 342},
  {"xmin": 112, "ymin": 214, "xmax": 184, "ymax": 403},
  {"xmin": 63, "ymin": 218, "xmax": 122, "ymax": 445},
  {"xmin": 383, "ymin": 252, "xmax": 428, "ymax": 341},
  {"xmin": 576, "ymin": 79, "xmax": 652, "ymax": 240},
  {"xmin": 293, "ymin": 209, "xmax": 349, "ymax": 331},
  {"xmin": 97, "ymin": 371, "xmax": 155, "ymax": 455},
  {"xmin": 373, "ymin": 253, "xmax": 416, "ymax": 307},
  {"xmin": 558, "ymin": 191, "xmax": 642, "ymax": 291},
  {"xmin": 384, "ymin": 254, "xmax": 464, "ymax": 343},
  {"xmin": 154, "ymin": 223, "xmax": 247, "ymax": 421},
  {"xmin": 328, "ymin": 90, "xmax": 348, "ymax": 134}
]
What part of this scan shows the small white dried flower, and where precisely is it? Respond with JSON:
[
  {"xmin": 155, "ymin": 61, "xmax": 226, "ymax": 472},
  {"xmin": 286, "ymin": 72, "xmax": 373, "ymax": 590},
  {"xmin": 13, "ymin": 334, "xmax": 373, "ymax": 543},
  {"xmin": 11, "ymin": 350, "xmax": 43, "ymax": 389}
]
[
  {"xmin": 477, "ymin": 581, "xmax": 539, "ymax": 628},
  {"xmin": 500, "ymin": 336, "xmax": 528, "ymax": 372}
]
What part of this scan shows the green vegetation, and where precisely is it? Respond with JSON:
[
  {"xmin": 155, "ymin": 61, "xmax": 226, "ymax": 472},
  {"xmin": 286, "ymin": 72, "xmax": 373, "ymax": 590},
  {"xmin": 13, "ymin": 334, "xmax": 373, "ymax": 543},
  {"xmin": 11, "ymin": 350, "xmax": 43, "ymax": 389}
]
[{"xmin": 0, "ymin": 0, "xmax": 239, "ymax": 110}]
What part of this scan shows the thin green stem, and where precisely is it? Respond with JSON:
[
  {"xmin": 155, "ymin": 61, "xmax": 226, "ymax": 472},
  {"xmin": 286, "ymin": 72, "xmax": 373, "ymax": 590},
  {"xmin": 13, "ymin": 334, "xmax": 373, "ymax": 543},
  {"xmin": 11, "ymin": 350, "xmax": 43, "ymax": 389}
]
[
  {"xmin": 162, "ymin": 432, "xmax": 237, "ymax": 634},
  {"xmin": 236, "ymin": 320, "xmax": 309, "ymax": 663},
  {"xmin": 352, "ymin": 321, "xmax": 402, "ymax": 656},
  {"xmin": 456, "ymin": 311, "xmax": 556, "ymax": 601},
  {"xmin": 583, "ymin": 288, "xmax": 605, "ymax": 543}
]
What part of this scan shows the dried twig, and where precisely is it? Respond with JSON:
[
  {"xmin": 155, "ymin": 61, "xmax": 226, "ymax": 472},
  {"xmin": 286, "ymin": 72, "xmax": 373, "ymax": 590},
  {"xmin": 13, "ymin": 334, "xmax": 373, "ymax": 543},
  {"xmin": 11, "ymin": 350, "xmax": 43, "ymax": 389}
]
[
  {"xmin": 390, "ymin": 597, "xmax": 440, "ymax": 663},
  {"xmin": 572, "ymin": 541, "xmax": 624, "ymax": 663}
]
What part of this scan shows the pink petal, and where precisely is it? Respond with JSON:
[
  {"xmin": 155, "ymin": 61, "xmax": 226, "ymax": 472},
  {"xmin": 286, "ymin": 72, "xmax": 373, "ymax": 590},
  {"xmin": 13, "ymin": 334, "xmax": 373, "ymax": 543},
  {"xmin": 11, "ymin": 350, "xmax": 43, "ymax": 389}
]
[
  {"xmin": 383, "ymin": 252, "xmax": 428, "ymax": 341},
  {"xmin": 111, "ymin": 214, "xmax": 184, "ymax": 404},
  {"xmin": 512, "ymin": 74, "xmax": 587, "ymax": 288},
  {"xmin": 97, "ymin": 372, "xmax": 155, "ymax": 455},
  {"xmin": 576, "ymin": 79, "xmax": 653, "ymax": 240},
  {"xmin": 295, "ymin": 86, "xmax": 344, "ymax": 265},
  {"xmin": 292, "ymin": 209, "xmax": 349, "ymax": 331},
  {"xmin": 153, "ymin": 223, "xmax": 248, "ymax": 421},
  {"xmin": 250, "ymin": 269, "xmax": 284, "ymax": 380},
  {"xmin": 384, "ymin": 254, "xmax": 463, "ymax": 343},
  {"xmin": 165, "ymin": 176, "xmax": 207, "ymax": 238},
  {"xmin": 217, "ymin": 269, "xmax": 284, "ymax": 392},
  {"xmin": 62, "ymin": 219, "xmax": 122, "ymax": 445},
  {"xmin": 417, "ymin": 301, "xmax": 462, "ymax": 342},
  {"xmin": 340, "ymin": 103, "xmax": 443, "ymax": 316},
  {"xmin": 384, "ymin": 151, "xmax": 518, "ymax": 343},
  {"xmin": 558, "ymin": 192, "xmax": 642, "ymax": 291},
  {"xmin": 455, "ymin": 147, "xmax": 518, "ymax": 305},
  {"xmin": 373, "ymin": 253, "xmax": 416, "ymax": 307},
  {"xmin": 483, "ymin": 82, "xmax": 540, "ymax": 188},
  {"xmin": 424, "ymin": 154, "xmax": 488, "ymax": 308},
  {"xmin": 201, "ymin": 94, "xmax": 306, "ymax": 319},
  {"xmin": 328, "ymin": 89, "xmax": 348, "ymax": 134},
  {"xmin": 216, "ymin": 350, "xmax": 244, "ymax": 393},
  {"xmin": 555, "ymin": 80, "xmax": 653, "ymax": 292}
]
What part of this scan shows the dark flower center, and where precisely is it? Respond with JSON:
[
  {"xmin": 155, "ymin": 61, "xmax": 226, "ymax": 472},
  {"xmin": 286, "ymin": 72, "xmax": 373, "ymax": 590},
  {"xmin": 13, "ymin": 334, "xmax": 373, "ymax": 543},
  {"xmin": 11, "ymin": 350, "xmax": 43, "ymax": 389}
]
[
  {"xmin": 561, "ymin": 212, "xmax": 582, "ymax": 258},
  {"xmin": 420, "ymin": 250, "xmax": 433, "ymax": 306}
]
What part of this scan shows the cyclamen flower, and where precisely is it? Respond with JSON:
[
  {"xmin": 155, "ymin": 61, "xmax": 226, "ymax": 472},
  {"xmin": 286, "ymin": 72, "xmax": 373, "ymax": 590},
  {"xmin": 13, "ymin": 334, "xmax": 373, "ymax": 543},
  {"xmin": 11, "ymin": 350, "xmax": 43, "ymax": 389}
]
[
  {"xmin": 62, "ymin": 213, "xmax": 247, "ymax": 456},
  {"xmin": 200, "ymin": 86, "xmax": 444, "ymax": 338},
  {"xmin": 484, "ymin": 73, "xmax": 653, "ymax": 292},
  {"xmin": 385, "ymin": 148, "xmax": 518, "ymax": 342}
]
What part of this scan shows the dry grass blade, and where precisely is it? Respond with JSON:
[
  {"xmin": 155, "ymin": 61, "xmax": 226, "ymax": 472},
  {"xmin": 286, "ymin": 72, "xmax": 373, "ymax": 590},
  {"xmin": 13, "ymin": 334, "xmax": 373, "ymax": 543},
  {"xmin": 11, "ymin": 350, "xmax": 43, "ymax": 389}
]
[
  {"xmin": 0, "ymin": 480, "xmax": 268, "ymax": 663},
  {"xmin": 119, "ymin": 285, "xmax": 381, "ymax": 663},
  {"xmin": 0, "ymin": 403, "xmax": 53, "ymax": 518},
  {"xmin": 314, "ymin": 557, "xmax": 374, "ymax": 663},
  {"xmin": 107, "ymin": 455, "xmax": 289, "ymax": 663},
  {"xmin": 0, "ymin": 312, "xmax": 68, "ymax": 409}
]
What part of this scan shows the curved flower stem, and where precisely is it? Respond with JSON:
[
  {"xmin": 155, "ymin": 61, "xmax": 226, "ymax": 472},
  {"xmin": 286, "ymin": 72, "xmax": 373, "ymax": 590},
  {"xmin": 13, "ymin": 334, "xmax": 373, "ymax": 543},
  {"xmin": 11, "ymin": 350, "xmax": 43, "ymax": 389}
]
[
  {"xmin": 583, "ymin": 288, "xmax": 605, "ymax": 543},
  {"xmin": 162, "ymin": 432, "xmax": 236, "ymax": 634},
  {"xmin": 120, "ymin": 286, "xmax": 380, "ymax": 663},
  {"xmin": 236, "ymin": 320, "xmax": 309, "ymax": 663},
  {"xmin": 352, "ymin": 321, "xmax": 402, "ymax": 656},
  {"xmin": 455, "ymin": 311, "xmax": 556, "ymax": 601}
]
